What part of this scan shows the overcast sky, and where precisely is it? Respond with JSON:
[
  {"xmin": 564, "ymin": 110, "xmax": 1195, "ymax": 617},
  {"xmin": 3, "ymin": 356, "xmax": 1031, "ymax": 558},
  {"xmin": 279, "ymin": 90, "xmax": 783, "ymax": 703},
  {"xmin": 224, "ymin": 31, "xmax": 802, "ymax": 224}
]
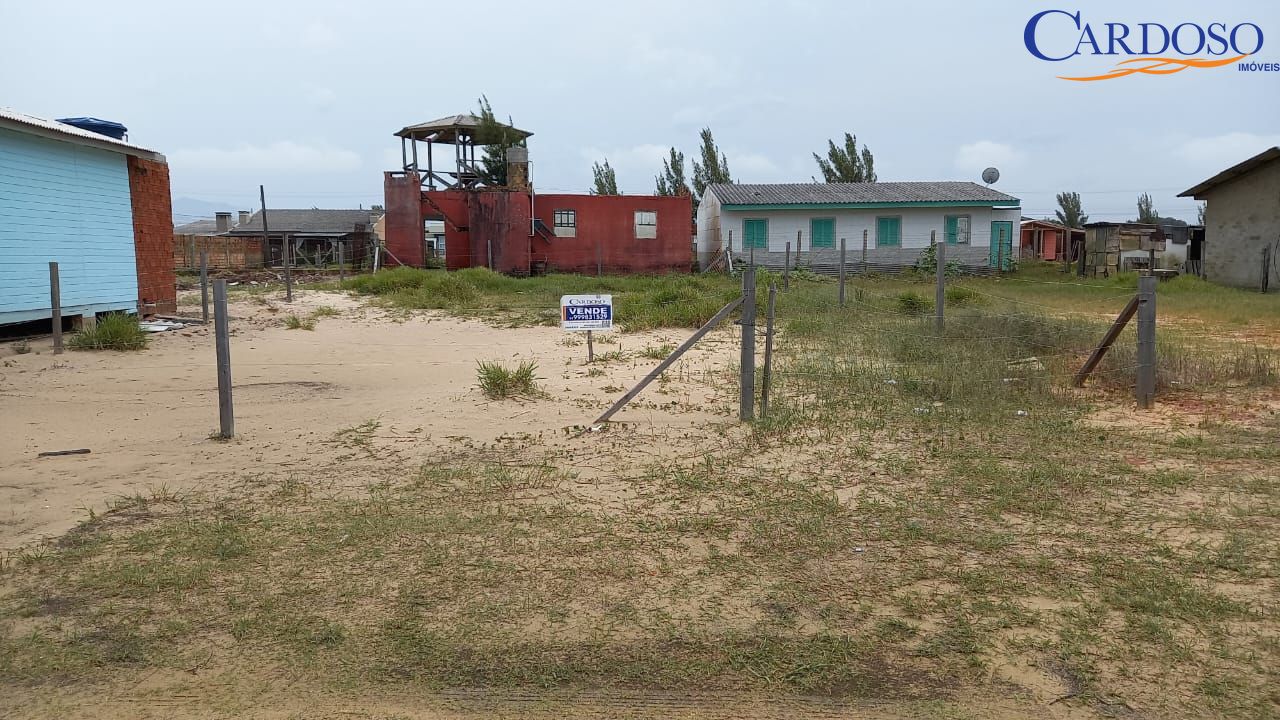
[{"xmin": 3, "ymin": 0, "xmax": 1277, "ymax": 223}]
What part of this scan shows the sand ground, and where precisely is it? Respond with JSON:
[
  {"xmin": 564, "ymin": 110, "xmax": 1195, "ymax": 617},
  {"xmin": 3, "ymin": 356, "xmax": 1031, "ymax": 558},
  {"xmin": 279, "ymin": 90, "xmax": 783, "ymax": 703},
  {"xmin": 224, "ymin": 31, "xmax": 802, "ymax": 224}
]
[{"xmin": 0, "ymin": 290, "xmax": 737, "ymax": 550}]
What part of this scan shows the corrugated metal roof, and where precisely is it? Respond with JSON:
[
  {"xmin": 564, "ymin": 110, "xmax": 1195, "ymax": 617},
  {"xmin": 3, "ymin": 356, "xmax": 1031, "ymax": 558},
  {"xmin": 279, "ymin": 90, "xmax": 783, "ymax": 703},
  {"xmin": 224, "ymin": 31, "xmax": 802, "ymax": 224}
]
[
  {"xmin": 0, "ymin": 107, "xmax": 161, "ymax": 158},
  {"xmin": 396, "ymin": 113, "xmax": 533, "ymax": 143},
  {"xmin": 710, "ymin": 181, "xmax": 1019, "ymax": 206},
  {"xmin": 230, "ymin": 209, "xmax": 375, "ymax": 235}
]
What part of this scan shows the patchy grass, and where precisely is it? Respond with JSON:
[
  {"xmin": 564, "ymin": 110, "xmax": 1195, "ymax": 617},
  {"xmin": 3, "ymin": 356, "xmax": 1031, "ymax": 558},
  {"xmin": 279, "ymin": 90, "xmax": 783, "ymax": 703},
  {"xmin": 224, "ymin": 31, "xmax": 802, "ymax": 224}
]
[
  {"xmin": 5, "ymin": 263, "xmax": 1280, "ymax": 717},
  {"xmin": 67, "ymin": 313, "xmax": 147, "ymax": 351},
  {"xmin": 283, "ymin": 314, "xmax": 316, "ymax": 331},
  {"xmin": 475, "ymin": 359, "xmax": 540, "ymax": 399}
]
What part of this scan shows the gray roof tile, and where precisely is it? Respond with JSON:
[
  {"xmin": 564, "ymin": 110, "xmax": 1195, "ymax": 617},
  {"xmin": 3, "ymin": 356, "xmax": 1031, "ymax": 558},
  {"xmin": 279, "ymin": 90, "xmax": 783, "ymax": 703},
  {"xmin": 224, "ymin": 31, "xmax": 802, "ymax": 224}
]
[
  {"xmin": 231, "ymin": 209, "xmax": 375, "ymax": 235},
  {"xmin": 711, "ymin": 181, "xmax": 1019, "ymax": 206}
]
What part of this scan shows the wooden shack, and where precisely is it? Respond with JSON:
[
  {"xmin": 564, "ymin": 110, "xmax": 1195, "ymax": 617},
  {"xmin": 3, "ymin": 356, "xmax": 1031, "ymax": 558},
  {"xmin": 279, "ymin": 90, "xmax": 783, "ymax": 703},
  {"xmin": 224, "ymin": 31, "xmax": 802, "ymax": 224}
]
[{"xmin": 1082, "ymin": 222, "xmax": 1164, "ymax": 276}]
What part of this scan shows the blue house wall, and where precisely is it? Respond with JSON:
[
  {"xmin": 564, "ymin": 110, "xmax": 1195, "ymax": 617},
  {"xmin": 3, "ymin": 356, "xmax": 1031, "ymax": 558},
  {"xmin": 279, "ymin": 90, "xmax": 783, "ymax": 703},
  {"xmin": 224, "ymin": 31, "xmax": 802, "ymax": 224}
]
[{"xmin": 0, "ymin": 126, "xmax": 139, "ymax": 324}]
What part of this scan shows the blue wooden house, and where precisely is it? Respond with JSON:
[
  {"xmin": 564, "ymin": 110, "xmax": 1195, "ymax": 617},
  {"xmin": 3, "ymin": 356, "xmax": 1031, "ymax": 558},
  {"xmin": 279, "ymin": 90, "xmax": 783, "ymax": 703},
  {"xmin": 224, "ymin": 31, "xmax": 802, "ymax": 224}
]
[{"xmin": 0, "ymin": 108, "xmax": 175, "ymax": 328}]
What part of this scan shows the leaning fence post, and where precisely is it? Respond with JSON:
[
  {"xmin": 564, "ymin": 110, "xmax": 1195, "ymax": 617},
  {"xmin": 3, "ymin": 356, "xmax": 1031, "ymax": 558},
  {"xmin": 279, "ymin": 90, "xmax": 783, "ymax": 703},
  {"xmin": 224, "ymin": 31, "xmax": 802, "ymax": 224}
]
[
  {"xmin": 213, "ymin": 279, "xmax": 235, "ymax": 438},
  {"xmin": 200, "ymin": 250, "xmax": 210, "ymax": 324},
  {"xmin": 783, "ymin": 241, "xmax": 791, "ymax": 291},
  {"xmin": 761, "ymin": 283, "xmax": 777, "ymax": 418},
  {"xmin": 740, "ymin": 265, "xmax": 757, "ymax": 421},
  {"xmin": 838, "ymin": 237, "xmax": 847, "ymax": 307},
  {"xmin": 49, "ymin": 261, "xmax": 63, "ymax": 354},
  {"xmin": 1136, "ymin": 275, "xmax": 1157, "ymax": 409},
  {"xmin": 934, "ymin": 230, "xmax": 945, "ymax": 333}
]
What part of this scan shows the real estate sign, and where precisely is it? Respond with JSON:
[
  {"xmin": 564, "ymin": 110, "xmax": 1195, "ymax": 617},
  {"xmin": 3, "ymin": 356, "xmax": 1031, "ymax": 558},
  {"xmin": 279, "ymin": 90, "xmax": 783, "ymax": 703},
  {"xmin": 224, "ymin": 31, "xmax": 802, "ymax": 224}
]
[{"xmin": 560, "ymin": 294, "xmax": 613, "ymax": 331}]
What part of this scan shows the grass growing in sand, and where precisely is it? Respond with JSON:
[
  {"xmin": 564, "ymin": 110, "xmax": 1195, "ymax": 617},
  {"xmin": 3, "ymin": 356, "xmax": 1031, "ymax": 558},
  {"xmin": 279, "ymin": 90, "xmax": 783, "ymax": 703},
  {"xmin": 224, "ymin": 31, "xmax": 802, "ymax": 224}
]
[
  {"xmin": 475, "ymin": 359, "xmax": 541, "ymax": 399},
  {"xmin": 66, "ymin": 313, "xmax": 147, "ymax": 351},
  {"xmin": 4, "ymin": 264, "xmax": 1280, "ymax": 718}
]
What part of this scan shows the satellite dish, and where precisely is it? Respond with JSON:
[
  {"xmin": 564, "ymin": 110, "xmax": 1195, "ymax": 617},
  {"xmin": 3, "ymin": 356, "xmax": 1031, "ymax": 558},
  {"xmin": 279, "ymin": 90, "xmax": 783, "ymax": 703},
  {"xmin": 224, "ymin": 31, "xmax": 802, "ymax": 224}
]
[{"xmin": 981, "ymin": 167, "xmax": 1000, "ymax": 185}]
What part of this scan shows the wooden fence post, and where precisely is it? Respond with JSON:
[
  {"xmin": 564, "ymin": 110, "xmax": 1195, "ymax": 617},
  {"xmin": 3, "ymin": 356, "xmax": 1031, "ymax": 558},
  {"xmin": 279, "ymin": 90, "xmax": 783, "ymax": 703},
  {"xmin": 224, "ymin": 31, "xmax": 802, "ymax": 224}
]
[
  {"xmin": 861, "ymin": 229, "xmax": 868, "ymax": 275},
  {"xmin": 783, "ymin": 241, "xmax": 790, "ymax": 291},
  {"xmin": 740, "ymin": 265, "xmax": 757, "ymax": 421},
  {"xmin": 761, "ymin": 283, "xmax": 777, "ymax": 418},
  {"xmin": 213, "ymin": 279, "xmax": 235, "ymax": 438},
  {"xmin": 49, "ymin": 262, "xmax": 62, "ymax": 354},
  {"xmin": 200, "ymin": 250, "xmax": 209, "ymax": 324},
  {"xmin": 934, "ymin": 230, "xmax": 945, "ymax": 332},
  {"xmin": 838, "ymin": 237, "xmax": 847, "ymax": 307}
]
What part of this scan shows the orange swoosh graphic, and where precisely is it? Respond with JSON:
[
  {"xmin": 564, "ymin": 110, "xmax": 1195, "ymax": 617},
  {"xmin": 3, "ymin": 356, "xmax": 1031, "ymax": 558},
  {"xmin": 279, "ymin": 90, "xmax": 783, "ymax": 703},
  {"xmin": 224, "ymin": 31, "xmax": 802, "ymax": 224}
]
[{"xmin": 1058, "ymin": 53, "xmax": 1247, "ymax": 81}]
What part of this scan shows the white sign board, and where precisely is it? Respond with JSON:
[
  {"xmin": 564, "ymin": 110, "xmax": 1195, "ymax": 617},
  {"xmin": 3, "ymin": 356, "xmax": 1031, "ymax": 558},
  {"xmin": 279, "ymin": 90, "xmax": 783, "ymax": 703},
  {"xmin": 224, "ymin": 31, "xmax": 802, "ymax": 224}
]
[{"xmin": 560, "ymin": 294, "xmax": 613, "ymax": 331}]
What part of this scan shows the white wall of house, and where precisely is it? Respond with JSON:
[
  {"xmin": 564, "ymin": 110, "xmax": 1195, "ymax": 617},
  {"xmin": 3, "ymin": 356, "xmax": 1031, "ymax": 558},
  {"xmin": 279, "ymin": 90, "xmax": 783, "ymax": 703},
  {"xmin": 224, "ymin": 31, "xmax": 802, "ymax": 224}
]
[{"xmin": 696, "ymin": 190, "xmax": 1020, "ymax": 269}]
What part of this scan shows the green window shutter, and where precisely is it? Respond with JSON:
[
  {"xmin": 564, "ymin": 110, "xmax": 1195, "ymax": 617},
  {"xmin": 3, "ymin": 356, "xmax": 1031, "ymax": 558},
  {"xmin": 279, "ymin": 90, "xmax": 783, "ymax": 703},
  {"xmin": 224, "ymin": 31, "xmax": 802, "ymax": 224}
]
[
  {"xmin": 945, "ymin": 216, "xmax": 958, "ymax": 245},
  {"xmin": 810, "ymin": 218, "xmax": 834, "ymax": 248},
  {"xmin": 877, "ymin": 217, "xmax": 900, "ymax": 247}
]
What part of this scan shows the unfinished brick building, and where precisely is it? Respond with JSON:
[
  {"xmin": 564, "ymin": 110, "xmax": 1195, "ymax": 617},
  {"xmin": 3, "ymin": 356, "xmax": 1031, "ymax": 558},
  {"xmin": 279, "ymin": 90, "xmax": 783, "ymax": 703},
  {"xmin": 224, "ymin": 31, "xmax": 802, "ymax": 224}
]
[{"xmin": 382, "ymin": 114, "xmax": 692, "ymax": 275}]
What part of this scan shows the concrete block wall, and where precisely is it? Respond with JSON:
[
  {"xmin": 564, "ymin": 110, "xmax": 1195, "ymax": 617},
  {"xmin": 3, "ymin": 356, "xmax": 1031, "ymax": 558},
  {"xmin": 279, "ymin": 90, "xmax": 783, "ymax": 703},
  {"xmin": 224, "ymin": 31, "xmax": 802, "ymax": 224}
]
[
  {"xmin": 127, "ymin": 156, "xmax": 177, "ymax": 314},
  {"xmin": 1203, "ymin": 159, "xmax": 1280, "ymax": 290}
]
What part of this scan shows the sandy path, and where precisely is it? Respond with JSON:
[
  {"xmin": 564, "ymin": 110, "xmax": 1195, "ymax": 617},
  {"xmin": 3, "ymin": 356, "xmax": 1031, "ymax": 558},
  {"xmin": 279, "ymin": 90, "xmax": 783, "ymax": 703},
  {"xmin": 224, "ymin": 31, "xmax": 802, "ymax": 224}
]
[{"xmin": 0, "ymin": 290, "xmax": 738, "ymax": 549}]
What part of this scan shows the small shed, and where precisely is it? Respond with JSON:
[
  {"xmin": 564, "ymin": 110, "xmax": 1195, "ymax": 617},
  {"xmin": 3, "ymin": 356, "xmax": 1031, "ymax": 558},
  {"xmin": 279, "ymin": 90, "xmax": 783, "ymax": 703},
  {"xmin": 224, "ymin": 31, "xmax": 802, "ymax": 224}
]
[{"xmin": 1082, "ymin": 222, "xmax": 1165, "ymax": 276}]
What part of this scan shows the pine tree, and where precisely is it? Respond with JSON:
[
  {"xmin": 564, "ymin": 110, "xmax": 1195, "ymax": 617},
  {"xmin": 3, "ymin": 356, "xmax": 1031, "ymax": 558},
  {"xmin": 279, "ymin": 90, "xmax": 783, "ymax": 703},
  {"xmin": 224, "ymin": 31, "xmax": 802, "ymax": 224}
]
[
  {"xmin": 474, "ymin": 96, "xmax": 526, "ymax": 187},
  {"xmin": 812, "ymin": 133, "xmax": 876, "ymax": 183},
  {"xmin": 1136, "ymin": 193, "xmax": 1158, "ymax": 224},
  {"xmin": 691, "ymin": 128, "xmax": 731, "ymax": 200},
  {"xmin": 655, "ymin": 148, "xmax": 690, "ymax": 197},
  {"xmin": 1054, "ymin": 191, "xmax": 1089, "ymax": 228},
  {"xmin": 591, "ymin": 159, "xmax": 619, "ymax": 195}
]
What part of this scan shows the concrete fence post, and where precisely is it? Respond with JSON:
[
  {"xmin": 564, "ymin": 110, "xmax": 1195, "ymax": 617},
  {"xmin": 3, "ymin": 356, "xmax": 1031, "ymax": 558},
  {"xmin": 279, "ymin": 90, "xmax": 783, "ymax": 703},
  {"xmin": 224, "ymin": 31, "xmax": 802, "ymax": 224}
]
[
  {"xmin": 739, "ymin": 265, "xmax": 757, "ymax": 421},
  {"xmin": 1136, "ymin": 275, "xmax": 1157, "ymax": 409}
]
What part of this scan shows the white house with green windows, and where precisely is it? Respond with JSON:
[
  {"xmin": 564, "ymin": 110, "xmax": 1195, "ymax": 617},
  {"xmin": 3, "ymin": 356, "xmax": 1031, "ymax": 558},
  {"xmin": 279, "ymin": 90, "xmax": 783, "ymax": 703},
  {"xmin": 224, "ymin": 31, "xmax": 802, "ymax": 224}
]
[{"xmin": 696, "ymin": 182, "xmax": 1021, "ymax": 272}]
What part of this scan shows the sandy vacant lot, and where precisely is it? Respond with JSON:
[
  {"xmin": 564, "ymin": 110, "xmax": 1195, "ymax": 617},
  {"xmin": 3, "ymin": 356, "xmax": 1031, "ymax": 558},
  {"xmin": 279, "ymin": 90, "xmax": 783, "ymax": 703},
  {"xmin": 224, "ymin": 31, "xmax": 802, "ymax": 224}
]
[{"xmin": 0, "ymin": 290, "xmax": 738, "ymax": 550}]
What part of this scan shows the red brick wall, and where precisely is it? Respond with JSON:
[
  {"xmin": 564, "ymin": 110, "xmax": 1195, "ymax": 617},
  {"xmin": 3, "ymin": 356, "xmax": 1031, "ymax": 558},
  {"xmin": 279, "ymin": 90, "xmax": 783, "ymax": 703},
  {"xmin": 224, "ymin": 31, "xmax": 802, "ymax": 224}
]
[
  {"xmin": 532, "ymin": 194, "xmax": 692, "ymax": 274},
  {"xmin": 384, "ymin": 171, "xmax": 425, "ymax": 267},
  {"xmin": 127, "ymin": 156, "xmax": 177, "ymax": 314}
]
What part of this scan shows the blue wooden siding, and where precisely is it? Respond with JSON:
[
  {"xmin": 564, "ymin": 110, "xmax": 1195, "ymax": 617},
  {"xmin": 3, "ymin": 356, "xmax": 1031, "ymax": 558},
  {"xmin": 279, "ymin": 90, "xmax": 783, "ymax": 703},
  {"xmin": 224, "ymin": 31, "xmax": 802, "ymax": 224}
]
[{"xmin": 0, "ymin": 127, "xmax": 137, "ymax": 323}]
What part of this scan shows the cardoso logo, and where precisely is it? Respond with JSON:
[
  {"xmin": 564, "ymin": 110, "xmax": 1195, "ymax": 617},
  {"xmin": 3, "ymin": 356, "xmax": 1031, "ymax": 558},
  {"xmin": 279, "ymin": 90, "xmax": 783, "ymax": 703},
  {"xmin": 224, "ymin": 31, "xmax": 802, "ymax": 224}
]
[{"xmin": 1025, "ymin": 10, "xmax": 1269, "ymax": 81}]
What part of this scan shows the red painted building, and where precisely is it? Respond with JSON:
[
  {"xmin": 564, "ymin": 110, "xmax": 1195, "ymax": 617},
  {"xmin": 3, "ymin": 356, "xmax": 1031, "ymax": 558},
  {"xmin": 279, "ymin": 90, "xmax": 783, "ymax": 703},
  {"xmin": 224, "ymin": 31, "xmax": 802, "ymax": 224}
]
[
  {"xmin": 383, "ymin": 172, "xmax": 692, "ymax": 275},
  {"xmin": 382, "ymin": 113, "xmax": 692, "ymax": 275}
]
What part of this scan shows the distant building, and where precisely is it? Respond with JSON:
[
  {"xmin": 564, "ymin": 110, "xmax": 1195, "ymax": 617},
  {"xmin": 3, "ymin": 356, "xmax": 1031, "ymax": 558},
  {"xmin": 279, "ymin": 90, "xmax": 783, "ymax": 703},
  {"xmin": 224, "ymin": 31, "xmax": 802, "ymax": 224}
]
[
  {"xmin": 1019, "ymin": 218, "xmax": 1083, "ymax": 263},
  {"xmin": 228, "ymin": 209, "xmax": 377, "ymax": 268},
  {"xmin": 696, "ymin": 182, "xmax": 1021, "ymax": 271},
  {"xmin": 383, "ymin": 113, "xmax": 693, "ymax": 275},
  {"xmin": 1178, "ymin": 146, "xmax": 1280, "ymax": 290},
  {"xmin": 0, "ymin": 108, "xmax": 175, "ymax": 326}
]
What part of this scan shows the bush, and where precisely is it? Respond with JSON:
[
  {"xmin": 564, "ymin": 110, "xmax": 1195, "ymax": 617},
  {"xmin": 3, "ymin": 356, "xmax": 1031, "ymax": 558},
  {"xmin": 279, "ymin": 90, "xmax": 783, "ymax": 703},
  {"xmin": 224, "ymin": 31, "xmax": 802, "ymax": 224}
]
[
  {"xmin": 914, "ymin": 243, "xmax": 961, "ymax": 277},
  {"xmin": 895, "ymin": 292, "xmax": 932, "ymax": 316},
  {"xmin": 944, "ymin": 286, "xmax": 981, "ymax": 307},
  {"xmin": 67, "ymin": 313, "xmax": 148, "ymax": 351},
  {"xmin": 476, "ymin": 359, "xmax": 540, "ymax": 399}
]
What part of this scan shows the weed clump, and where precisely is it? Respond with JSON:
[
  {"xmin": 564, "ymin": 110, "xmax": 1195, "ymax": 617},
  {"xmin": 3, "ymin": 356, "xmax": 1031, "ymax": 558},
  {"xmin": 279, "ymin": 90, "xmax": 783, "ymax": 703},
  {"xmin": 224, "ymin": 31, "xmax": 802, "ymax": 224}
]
[
  {"xmin": 895, "ymin": 292, "xmax": 932, "ymax": 316},
  {"xmin": 476, "ymin": 359, "xmax": 540, "ymax": 399},
  {"xmin": 68, "ymin": 313, "xmax": 147, "ymax": 351},
  {"xmin": 283, "ymin": 315, "xmax": 316, "ymax": 331}
]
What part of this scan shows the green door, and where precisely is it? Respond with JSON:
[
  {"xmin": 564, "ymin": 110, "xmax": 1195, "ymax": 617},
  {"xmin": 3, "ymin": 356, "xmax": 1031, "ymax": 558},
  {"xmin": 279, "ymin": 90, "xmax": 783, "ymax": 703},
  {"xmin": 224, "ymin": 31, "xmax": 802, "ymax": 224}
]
[
  {"xmin": 809, "ymin": 218, "xmax": 835, "ymax": 248},
  {"xmin": 876, "ymin": 216, "xmax": 901, "ymax": 247},
  {"xmin": 990, "ymin": 221, "xmax": 1014, "ymax": 269},
  {"xmin": 743, "ymin": 218, "xmax": 768, "ymax": 249},
  {"xmin": 944, "ymin": 215, "xmax": 958, "ymax": 244}
]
